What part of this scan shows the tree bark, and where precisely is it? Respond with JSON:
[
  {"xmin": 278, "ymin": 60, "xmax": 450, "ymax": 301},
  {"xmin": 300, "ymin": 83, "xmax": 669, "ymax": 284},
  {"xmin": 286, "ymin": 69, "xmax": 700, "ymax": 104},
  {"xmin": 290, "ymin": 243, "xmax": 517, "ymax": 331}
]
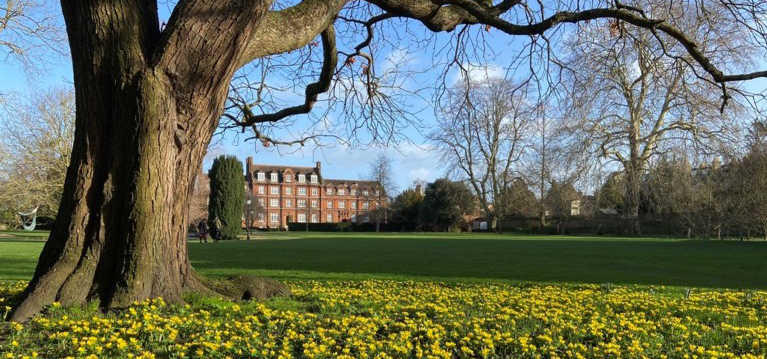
[{"xmin": 9, "ymin": 0, "xmax": 273, "ymax": 322}]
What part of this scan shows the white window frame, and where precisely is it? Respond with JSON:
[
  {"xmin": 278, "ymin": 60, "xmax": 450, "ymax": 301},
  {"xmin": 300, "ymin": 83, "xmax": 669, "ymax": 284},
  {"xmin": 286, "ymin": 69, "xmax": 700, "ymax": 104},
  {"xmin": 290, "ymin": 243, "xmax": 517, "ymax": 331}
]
[
  {"xmin": 298, "ymin": 187, "xmax": 307, "ymax": 195},
  {"xmin": 311, "ymin": 188, "xmax": 318, "ymax": 196},
  {"xmin": 298, "ymin": 213, "xmax": 307, "ymax": 223},
  {"xmin": 351, "ymin": 189, "xmax": 357, "ymax": 196},
  {"xmin": 257, "ymin": 173, "xmax": 265, "ymax": 181},
  {"xmin": 351, "ymin": 202, "xmax": 357, "ymax": 209},
  {"xmin": 311, "ymin": 175, "xmax": 318, "ymax": 183},
  {"xmin": 258, "ymin": 185, "xmax": 265, "ymax": 194},
  {"xmin": 311, "ymin": 213, "xmax": 318, "ymax": 223},
  {"xmin": 298, "ymin": 174, "xmax": 305, "ymax": 183},
  {"xmin": 362, "ymin": 190, "xmax": 369, "ymax": 196},
  {"xmin": 270, "ymin": 198, "xmax": 279, "ymax": 207},
  {"xmin": 285, "ymin": 174, "xmax": 292, "ymax": 183},
  {"xmin": 270, "ymin": 213, "xmax": 279, "ymax": 223},
  {"xmin": 258, "ymin": 198, "xmax": 265, "ymax": 206},
  {"xmin": 338, "ymin": 189, "xmax": 346, "ymax": 195},
  {"xmin": 271, "ymin": 173, "xmax": 278, "ymax": 182},
  {"xmin": 339, "ymin": 201, "xmax": 345, "ymax": 209},
  {"xmin": 258, "ymin": 213, "xmax": 265, "ymax": 222},
  {"xmin": 298, "ymin": 199, "xmax": 307, "ymax": 208},
  {"xmin": 326, "ymin": 213, "xmax": 333, "ymax": 222},
  {"xmin": 363, "ymin": 201, "xmax": 370, "ymax": 210},
  {"xmin": 311, "ymin": 200, "xmax": 318, "ymax": 208},
  {"xmin": 270, "ymin": 186, "xmax": 279, "ymax": 195},
  {"xmin": 285, "ymin": 199, "xmax": 292, "ymax": 207},
  {"xmin": 327, "ymin": 200, "xmax": 333, "ymax": 209},
  {"xmin": 351, "ymin": 214, "xmax": 356, "ymax": 222},
  {"xmin": 285, "ymin": 187, "xmax": 292, "ymax": 195},
  {"xmin": 326, "ymin": 187, "xmax": 333, "ymax": 195}
]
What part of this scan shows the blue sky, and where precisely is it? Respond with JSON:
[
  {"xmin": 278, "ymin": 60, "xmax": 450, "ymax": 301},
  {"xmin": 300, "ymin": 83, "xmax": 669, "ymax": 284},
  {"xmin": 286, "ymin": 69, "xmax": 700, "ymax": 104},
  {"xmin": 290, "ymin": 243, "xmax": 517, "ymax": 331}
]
[{"xmin": 0, "ymin": 2, "xmax": 518, "ymax": 191}]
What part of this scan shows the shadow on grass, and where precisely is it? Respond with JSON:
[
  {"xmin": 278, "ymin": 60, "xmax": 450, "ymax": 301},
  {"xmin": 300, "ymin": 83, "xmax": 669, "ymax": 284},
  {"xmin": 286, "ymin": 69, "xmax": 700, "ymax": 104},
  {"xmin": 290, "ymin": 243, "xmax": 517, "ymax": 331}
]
[{"xmin": 189, "ymin": 236, "xmax": 767, "ymax": 290}]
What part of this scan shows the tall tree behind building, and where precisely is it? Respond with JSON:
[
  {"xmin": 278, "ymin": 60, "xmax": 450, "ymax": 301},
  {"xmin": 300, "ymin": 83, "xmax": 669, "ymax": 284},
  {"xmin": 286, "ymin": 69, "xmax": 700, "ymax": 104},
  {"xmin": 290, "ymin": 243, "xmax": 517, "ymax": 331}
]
[{"xmin": 208, "ymin": 155, "xmax": 245, "ymax": 240}]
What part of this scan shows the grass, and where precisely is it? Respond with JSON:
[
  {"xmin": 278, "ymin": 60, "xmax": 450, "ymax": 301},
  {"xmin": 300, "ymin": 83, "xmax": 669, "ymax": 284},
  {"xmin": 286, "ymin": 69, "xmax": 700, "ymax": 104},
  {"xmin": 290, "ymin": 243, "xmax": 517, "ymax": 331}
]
[
  {"xmin": 2, "ymin": 230, "xmax": 767, "ymax": 289},
  {"xmin": 2, "ymin": 231, "xmax": 767, "ymax": 357}
]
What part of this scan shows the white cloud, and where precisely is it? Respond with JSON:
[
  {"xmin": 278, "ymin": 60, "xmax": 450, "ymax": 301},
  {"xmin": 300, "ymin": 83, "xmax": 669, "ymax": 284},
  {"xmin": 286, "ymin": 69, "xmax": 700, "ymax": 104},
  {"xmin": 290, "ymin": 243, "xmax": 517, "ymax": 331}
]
[{"xmin": 449, "ymin": 63, "xmax": 505, "ymax": 86}]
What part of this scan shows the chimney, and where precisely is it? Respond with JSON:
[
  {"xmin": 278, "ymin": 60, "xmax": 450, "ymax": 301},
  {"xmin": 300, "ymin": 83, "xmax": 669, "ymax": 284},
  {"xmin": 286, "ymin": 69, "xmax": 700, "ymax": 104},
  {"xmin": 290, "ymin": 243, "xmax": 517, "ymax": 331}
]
[
  {"xmin": 415, "ymin": 183, "xmax": 423, "ymax": 195},
  {"xmin": 316, "ymin": 161, "xmax": 322, "ymax": 176},
  {"xmin": 246, "ymin": 156, "xmax": 253, "ymax": 172}
]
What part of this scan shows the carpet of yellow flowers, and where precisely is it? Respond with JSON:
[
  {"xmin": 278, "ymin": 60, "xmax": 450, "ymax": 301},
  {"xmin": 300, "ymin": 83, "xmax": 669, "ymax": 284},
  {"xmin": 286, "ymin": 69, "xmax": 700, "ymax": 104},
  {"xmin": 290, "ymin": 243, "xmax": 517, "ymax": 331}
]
[{"xmin": 1, "ymin": 280, "xmax": 767, "ymax": 358}]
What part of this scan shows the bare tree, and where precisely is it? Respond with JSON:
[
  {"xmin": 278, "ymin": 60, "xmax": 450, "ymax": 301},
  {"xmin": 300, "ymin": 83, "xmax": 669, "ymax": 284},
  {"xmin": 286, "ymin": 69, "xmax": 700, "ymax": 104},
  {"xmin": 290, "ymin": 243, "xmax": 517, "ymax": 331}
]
[
  {"xmin": 430, "ymin": 77, "xmax": 531, "ymax": 231},
  {"xmin": 366, "ymin": 152, "xmax": 396, "ymax": 232},
  {"xmin": 0, "ymin": 87, "xmax": 74, "ymax": 221},
  {"xmin": 0, "ymin": 0, "xmax": 66, "ymax": 75},
  {"xmin": 559, "ymin": 1, "xmax": 746, "ymax": 234},
  {"xmin": 11, "ymin": 0, "xmax": 767, "ymax": 322}
]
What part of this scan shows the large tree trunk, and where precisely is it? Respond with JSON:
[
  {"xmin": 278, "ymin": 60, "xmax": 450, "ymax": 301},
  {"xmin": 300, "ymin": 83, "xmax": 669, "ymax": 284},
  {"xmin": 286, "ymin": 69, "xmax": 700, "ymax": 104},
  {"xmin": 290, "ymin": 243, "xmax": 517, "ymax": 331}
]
[{"xmin": 9, "ymin": 0, "xmax": 273, "ymax": 322}]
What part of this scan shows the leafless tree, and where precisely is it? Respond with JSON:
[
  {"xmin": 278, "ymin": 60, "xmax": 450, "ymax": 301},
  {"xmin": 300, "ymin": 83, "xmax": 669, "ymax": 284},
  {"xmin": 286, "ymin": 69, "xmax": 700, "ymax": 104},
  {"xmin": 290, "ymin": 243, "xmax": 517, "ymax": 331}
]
[
  {"xmin": 0, "ymin": 87, "xmax": 74, "ymax": 220},
  {"xmin": 430, "ymin": 77, "xmax": 531, "ymax": 231},
  {"xmin": 366, "ymin": 152, "xmax": 397, "ymax": 232},
  {"xmin": 0, "ymin": 0, "xmax": 66, "ymax": 75},
  {"xmin": 558, "ymin": 1, "xmax": 746, "ymax": 234}
]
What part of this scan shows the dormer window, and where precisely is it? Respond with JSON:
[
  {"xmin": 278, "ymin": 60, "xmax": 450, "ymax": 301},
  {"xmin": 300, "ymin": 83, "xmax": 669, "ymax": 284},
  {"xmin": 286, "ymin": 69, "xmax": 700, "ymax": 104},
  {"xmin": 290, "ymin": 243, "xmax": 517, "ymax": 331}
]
[
  {"xmin": 285, "ymin": 174, "xmax": 292, "ymax": 183},
  {"xmin": 271, "ymin": 173, "xmax": 278, "ymax": 182},
  {"xmin": 326, "ymin": 187, "xmax": 333, "ymax": 195},
  {"xmin": 310, "ymin": 175, "xmax": 318, "ymax": 183},
  {"xmin": 338, "ymin": 188, "xmax": 346, "ymax": 195},
  {"xmin": 362, "ymin": 190, "xmax": 369, "ymax": 196},
  {"xmin": 257, "ymin": 172, "xmax": 265, "ymax": 181},
  {"xmin": 298, "ymin": 174, "xmax": 305, "ymax": 183},
  {"xmin": 351, "ymin": 189, "xmax": 357, "ymax": 196}
]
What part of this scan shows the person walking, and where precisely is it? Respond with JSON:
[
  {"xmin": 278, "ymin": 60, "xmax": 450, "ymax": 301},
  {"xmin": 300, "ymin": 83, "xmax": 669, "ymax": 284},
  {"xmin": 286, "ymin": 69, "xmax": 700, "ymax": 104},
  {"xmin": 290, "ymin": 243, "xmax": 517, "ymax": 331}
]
[
  {"xmin": 211, "ymin": 216, "xmax": 222, "ymax": 243},
  {"xmin": 197, "ymin": 219, "xmax": 208, "ymax": 243}
]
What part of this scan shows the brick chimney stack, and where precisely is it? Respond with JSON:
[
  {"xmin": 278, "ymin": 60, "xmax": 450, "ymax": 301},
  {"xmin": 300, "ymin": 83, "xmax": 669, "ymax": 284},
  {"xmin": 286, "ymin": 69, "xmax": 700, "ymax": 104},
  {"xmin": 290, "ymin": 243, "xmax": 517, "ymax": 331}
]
[
  {"xmin": 246, "ymin": 157, "xmax": 254, "ymax": 173},
  {"xmin": 316, "ymin": 161, "xmax": 322, "ymax": 176}
]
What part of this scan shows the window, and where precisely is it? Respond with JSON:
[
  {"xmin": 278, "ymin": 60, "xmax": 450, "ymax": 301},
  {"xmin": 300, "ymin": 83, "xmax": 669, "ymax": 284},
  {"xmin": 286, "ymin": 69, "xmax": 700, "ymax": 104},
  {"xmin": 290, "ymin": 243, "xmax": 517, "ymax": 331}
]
[
  {"xmin": 351, "ymin": 214, "xmax": 356, "ymax": 222},
  {"xmin": 271, "ymin": 173, "xmax": 278, "ymax": 182},
  {"xmin": 270, "ymin": 199, "xmax": 279, "ymax": 207},
  {"xmin": 258, "ymin": 185, "xmax": 265, "ymax": 194},
  {"xmin": 311, "ymin": 188, "xmax": 318, "ymax": 196},
  {"xmin": 270, "ymin": 213, "xmax": 279, "ymax": 223},
  {"xmin": 363, "ymin": 201, "xmax": 370, "ymax": 210},
  {"xmin": 298, "ymin": 199, "xmax": 307, "ymax": 208},
  {"xmin": 285, "ymin": 199, "xmax": 292, "ymax": 207},
  {"xmin": 327, "ymin": 200, "xmax": 333, "ymax": 209},
  {"xmin": 326, "ymin": 187, "xmax": 333, "ymax": 195},
  {"xmin": 285, "ymin": 187, "xmax": 292, "ymax": 195},
  {"xmin": 338, "ymin": 189, "xmax": 346, "ymax": 195},
  {"xmin": 270, "ymin": 186, "xmax": 279, "ymax": 195},
  {"xmin": 339, "ymin": 201, "xmax": 345, "ymax": 209},
  {"xmin": 258, "ymin": 198, "xmax": 265, "ymax": 206},
  {"xmin": 311, "ymin": 200, "xmax": 318, "ymax": 208},
  {"xmin": 351, "ymin": 189, "xmax": 357, "ymax": 196},
  {"xmin": 362, "ymin": 190, "xmax": 369, "ymax": 196},
  {"xmin": 298, "ymin": 213, "xmax": 307, "ymax": 223},
  {"xmin": 285, "ymin": 174, "xmax": 292, "ymax": 183},
  {"xmin": 326, "ymin": 213, "xmax": 333, "ymax": 222},
  {"xmin": 351, "ymin": 202, "xmax": 357, "ymax": 209},
  {"xmin": 298, "ymin": 187, "xmax": 306, "ymax": 195},
  {"xmin": 311, "ymin": 175, "xmax": 318, "ymax": 183},
  {"xmin": 258, "ymin": 213, "xmax": 265, "ymax": 222},
  {"xmin": 311, "ymin": 213, "xmax": 318, "ymax": 223},
  {"xmin": 257, "ymin": 173, "xmax": 265, "ymax": 181},
  {"xmin": 298, "ymin": 174, "xmax": 305, "ymax": 183}
]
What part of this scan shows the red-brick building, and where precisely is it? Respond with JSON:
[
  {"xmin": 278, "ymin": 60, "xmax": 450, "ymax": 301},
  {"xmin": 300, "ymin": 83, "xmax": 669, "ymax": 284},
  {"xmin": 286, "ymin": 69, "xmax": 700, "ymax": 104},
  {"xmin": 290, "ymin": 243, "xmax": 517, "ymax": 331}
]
[{"xmin": 244, "ymin": 157, "xmax": 384, "ymax": 229}]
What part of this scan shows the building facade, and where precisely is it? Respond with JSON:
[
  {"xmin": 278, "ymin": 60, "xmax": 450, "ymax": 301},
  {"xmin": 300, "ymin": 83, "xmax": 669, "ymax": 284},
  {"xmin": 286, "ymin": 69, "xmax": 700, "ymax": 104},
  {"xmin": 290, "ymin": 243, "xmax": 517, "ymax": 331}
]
[{"xmin": 244, "ymin": 157, "xmax": 384, "ymax": 229}]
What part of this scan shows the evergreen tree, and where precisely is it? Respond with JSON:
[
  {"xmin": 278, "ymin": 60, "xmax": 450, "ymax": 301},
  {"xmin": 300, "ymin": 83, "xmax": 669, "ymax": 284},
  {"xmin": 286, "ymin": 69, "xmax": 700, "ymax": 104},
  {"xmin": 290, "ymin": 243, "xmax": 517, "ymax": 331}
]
[
  {"xmin": 208, "ymin": 155, "xmax": 245, "ymax": 240},
  {"xmin": 421, "ymin": 179, "xmax": 474, "ymax": 231},
  {"xmin": 391, "ymin": 188, "xmax": 424, "ymax": 226}
]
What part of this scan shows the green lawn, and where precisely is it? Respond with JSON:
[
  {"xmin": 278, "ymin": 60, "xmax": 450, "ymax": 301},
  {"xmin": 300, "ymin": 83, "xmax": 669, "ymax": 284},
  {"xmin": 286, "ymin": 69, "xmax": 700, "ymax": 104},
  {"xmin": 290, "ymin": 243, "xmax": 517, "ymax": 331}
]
[{"xmin": 2, "ymin": 231, "xmax": 766, "ymax": 289}]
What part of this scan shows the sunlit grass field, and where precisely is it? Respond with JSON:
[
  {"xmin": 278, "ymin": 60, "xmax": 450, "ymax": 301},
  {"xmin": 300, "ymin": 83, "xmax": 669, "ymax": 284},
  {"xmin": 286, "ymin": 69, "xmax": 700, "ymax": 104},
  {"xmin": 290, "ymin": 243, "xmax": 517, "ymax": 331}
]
[{"xmin": 2, "ymin": 231, "xmax": 767, "ymax": 357}]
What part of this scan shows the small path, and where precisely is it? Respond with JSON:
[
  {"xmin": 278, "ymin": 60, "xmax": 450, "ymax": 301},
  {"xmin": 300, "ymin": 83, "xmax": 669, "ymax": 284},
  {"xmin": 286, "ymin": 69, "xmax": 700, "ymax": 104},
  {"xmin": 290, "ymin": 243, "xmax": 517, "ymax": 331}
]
[{"xmin": 0, "ymin": 233, "xmax": 15, "ymax": 238}]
